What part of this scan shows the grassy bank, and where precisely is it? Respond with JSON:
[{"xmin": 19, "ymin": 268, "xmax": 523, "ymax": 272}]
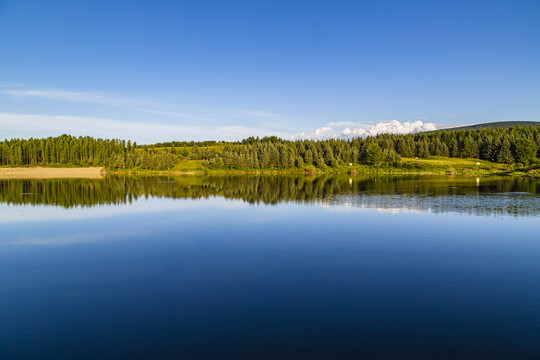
[
  {"xmin": 109, "ymin": 157, "xmax": 539, "ymax": 177},
  {"xmin": 2, "ymin": 157, "xmax": 538, "ymax": 178}
]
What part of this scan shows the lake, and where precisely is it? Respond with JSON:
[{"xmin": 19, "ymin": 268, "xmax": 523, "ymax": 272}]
[{"xmin": 1, "ymin": 175, "xmax": 539, "ymax": 359}]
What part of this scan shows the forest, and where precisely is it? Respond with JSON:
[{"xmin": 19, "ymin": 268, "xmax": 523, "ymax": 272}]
[
  {"xmin": 0, "ymin": 136, "xmax": 179, "ymax": 170},
  {"xmin": 0, "ymin": 125, "xmax": 539, "ymax": 170}
]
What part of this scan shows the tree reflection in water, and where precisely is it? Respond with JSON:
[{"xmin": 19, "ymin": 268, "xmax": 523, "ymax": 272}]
[{"xmin": 0, "ymin": 175, "xmax": 538, "ymax": 216}]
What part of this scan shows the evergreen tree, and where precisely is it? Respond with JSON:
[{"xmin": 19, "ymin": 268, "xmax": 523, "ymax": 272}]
[
  {"xmin": 366, "ymin": 143, "xmax": 384, "ymax": 166},
  {"xmin": 497, "ymin": 138, "xmax": 514, "ymax": 164},
  {"xmin": 513, "ymin": 138, "xmax": 537, "ymax": 165}
]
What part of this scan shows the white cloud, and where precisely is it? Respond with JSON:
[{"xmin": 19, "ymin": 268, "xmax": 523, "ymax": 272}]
[
  {"xmin": 296, "ymin": 126, "xmax": 338, "ymax": 140},
  {"xmin": 296, "ymin": 120, "xmax": 439, "ymax": 140}
]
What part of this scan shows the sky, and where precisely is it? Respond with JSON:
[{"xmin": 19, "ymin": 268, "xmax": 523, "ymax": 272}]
[{"xmin": 0, "ymin": 0, "xmax": 539, "ymax": 143}]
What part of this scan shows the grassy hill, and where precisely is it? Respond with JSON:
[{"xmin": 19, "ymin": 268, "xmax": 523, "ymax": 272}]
[{"xmin": 435, "ymin": 121, "xmax": 540, "ymax": 132}]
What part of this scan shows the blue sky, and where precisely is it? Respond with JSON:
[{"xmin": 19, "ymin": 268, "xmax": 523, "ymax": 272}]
[{"xmin": 1, "ymin": 0, "xmax": 539, "ymax": 143}]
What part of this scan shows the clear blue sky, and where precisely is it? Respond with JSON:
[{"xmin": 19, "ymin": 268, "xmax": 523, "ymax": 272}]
[{"xmin": 1, "ymin": 0, "xmax": 539, "ymax": 143}]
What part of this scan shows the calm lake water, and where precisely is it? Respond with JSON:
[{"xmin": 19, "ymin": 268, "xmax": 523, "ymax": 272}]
[{"xmin": 1, "ymin": 175, "xmax": 539, "ymax": 359}]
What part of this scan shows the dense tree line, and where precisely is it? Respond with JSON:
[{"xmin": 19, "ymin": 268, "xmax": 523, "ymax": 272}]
[
  {"xmin": 1, "ymin": 126, "xmax": 539, "ymax": 170},
  {"xmin": 0, "ymin": 135, "xmax": 179, "ymax": 170},
  {"xmin": 197, "ymin": 126, "xmax": 539, "ymax": 169}
]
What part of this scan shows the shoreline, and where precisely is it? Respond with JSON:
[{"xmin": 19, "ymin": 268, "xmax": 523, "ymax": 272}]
[
  {"xmin": 0, "ymin": 166, "xmax": 538, "ymax": 178},
  {"xmin": 108, "ymin": 170, "xmax": 537, "ymax": 177},
  {"xmin": 0, "ymin": 167, "xmax": 106, "ymax": 179}
]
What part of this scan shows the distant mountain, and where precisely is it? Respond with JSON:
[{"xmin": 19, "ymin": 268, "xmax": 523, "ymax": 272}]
[{"xmin": 435, "ymin": 121, "xmax": 540, "ymax": 132}]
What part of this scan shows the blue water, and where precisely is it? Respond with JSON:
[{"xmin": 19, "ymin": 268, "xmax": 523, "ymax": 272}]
[{"xmin": 1, "ymin": 176, "xmax": 539, "ymax": 359}]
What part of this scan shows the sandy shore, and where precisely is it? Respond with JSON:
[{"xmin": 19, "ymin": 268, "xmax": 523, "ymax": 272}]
[{"xmin": 0, "ymin": 167, "xmax": 105, "ymax": 179}]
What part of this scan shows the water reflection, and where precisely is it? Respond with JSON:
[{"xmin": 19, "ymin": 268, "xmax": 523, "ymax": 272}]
[
  {"xmin": 2, "ymin": 175, "xmax": 540, "ymax": 359},
  {"xmin": 0, "ymin": 175, "xmax": 538, "ymax": 216}
]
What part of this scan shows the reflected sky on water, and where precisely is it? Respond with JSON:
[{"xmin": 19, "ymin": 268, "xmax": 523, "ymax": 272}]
[{"xmin": 1, "ymin": 176, "xmax": 539, "ymax": 359}]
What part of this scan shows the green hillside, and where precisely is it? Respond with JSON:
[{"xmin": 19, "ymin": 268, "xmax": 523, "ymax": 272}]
[{"xmin": 436, "ymin": 121, "xmax": 540, "ymax": 132}]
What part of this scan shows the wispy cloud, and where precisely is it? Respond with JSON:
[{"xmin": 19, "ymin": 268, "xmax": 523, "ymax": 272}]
[
  {"xmin": 295, "ymin": 120, "xmax": 439, "ymax": 140},
  {"xmin": 0, "ymin": 113, "xmax": 290, "ymax": 143},
  {"xmin": 0, "ymin": 86, "xmax": 300, "ymax": 141},
  {"xmin": 0, "ymin": 86, "xmax": 443, "ymax": 143},
  {"xmin": 0, "ymin": 87, "xmax": 219, "ymax": 123},
  {"xmin": 1, "ymin": 88, "xmax": 137, "ymax": 106},
  {"xmin": 130, "ymin": 107, "xmax": 216, "ymax": 122},
  {"xmin": 0, "ymin": 87, "xmax": 303, "ymax": 127},
  {"xmin": 237, "ymin": 109, "xmax": 279, "ymax": 118}
]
